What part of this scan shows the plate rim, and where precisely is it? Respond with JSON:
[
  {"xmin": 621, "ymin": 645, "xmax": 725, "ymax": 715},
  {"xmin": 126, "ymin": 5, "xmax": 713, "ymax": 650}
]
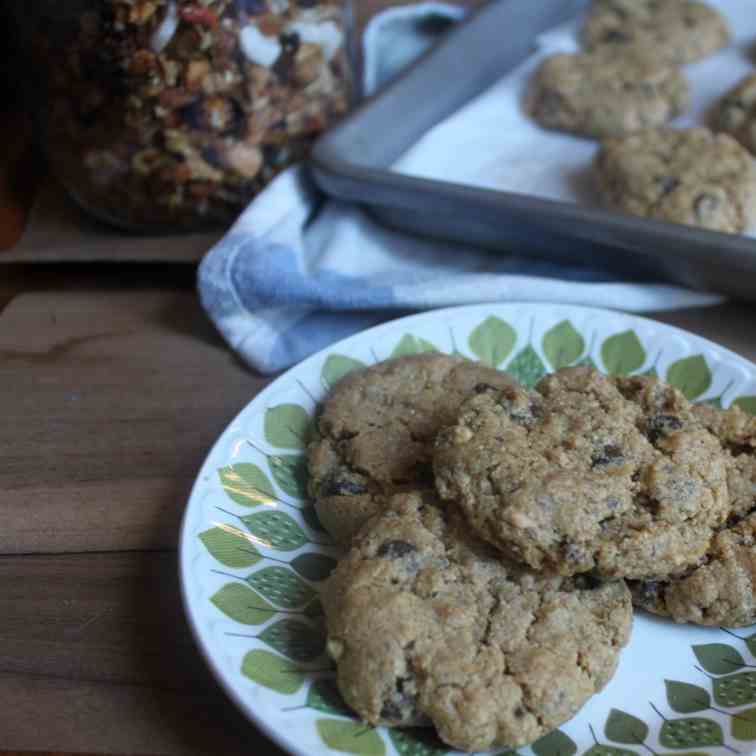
[{"xmin": 178, "ymin": 301, "xmax": 756, "ymax": 756}]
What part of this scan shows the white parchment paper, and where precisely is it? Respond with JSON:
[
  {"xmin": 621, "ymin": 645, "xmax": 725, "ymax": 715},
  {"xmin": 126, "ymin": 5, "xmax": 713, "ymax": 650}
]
[{"xmin": 394, "ymin": 0, "xmax": 756, "ymax": 231}]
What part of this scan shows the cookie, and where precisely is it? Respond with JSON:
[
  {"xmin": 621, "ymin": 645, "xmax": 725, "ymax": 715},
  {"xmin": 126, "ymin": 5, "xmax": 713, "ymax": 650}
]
[
  {"xmin": 322, "ymin": 491, "xmax": 632, "ymax": 752},
  {"xmin": 581, "ymin": 0, "xmax": 731, "ymax": 64},
  {"xmin": 434, "ymin": 367, "xmax": 731, "ymax": 579},
  {"xmin": 712, "ymin": 74, "xmax": 756, "ymax": 156},
  {"xmin": 526, "ymin": 51, "xmax": 689, "ymax": 139},
  {"xmin": 594, "ymin": 127, "xmax": 756, "ymax": 233},
  {"xmin": 631, "ymin": 404, "xmax": 756, "ymax": 626},
  {"xmin": 307, "ymin": 354, "xmax": 516, "ymax": 544}
]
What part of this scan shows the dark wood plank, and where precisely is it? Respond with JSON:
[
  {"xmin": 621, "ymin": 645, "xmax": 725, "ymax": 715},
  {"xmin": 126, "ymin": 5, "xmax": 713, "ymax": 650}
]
[
  {"xmin": 0, "ymin": 288, "xmax": 268, "ymax": 555},
  {"xmin": 0, "ymin": 551, "xmax": 286, "ymax": 755},
  {"xmin": 0, "ymin": 552, "xmax": 203, "ymax": 687},
  {"xmin": 0, "ymin": 674, "xmax": 284, "ymax": 756}
]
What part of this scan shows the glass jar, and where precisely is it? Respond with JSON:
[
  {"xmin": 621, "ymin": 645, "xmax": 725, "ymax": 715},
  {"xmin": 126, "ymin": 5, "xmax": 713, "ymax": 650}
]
[{"xmin": 20, "ymin": 1, "xmax": 352, "ymax": 231}]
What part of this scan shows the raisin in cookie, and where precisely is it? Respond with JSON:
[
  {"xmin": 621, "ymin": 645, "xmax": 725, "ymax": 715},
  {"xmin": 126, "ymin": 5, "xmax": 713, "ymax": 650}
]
[
  {"xmin": 632, "ymin": 404, "xmax": 756, "ymax": 625},
  {"xmin": 322, "ymin": 491, "xmax": 632, "ymax": 752},
  {"xmin": 581, "ymin": 0, "xmax": 730, "ymax": 64},
  {"xmin": 526, "ymin": 51, "xmax": 689, "ymax": 139},
  {"xmin": 594, "ymin": 127, "xmax": 756, "ymax": 233},
  {"xmin": 434, "ymin": 367, "xmax": 731, "ymax": 579},
  {"xmin": 307, "ymin": 354, "xmax": 516, "ymax": 544},
  {"xmin": 712, "ymin": 74, "xmax": 756, "ymax": 156}
]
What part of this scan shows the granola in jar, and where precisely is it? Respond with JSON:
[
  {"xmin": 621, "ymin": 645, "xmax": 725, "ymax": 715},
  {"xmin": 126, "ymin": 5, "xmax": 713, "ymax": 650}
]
[{"xmin": 31, "ymin": 0, "xmax": 351, "ymax": 230}]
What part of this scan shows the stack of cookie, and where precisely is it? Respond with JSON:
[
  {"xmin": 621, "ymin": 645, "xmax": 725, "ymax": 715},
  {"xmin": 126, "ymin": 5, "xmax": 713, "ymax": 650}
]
[
  {"xmin": 307, "ymin": 354, "xmax": 756, "ymax": 752},
  {"xmin": 526, "ymin": 0, "xmax": 756, "ymax": 235}
]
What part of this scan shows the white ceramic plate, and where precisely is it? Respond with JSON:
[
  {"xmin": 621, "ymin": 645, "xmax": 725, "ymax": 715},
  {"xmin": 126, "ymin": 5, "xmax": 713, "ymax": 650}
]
[{"xmin": 180, "ymin": 303, "xmax": 756, "ymax": 756}]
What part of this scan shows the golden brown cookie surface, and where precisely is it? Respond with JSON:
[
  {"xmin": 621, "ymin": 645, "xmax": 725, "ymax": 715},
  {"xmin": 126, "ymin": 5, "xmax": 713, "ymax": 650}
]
[
  {"xmin": 527, "ymin": 51, "xmax": 689, "ymax": 138},
  {"xmin": 581, "ymin": 0, "xmax": 730, "ymax": 64},
  {"xmin": 434, "ymin": 367, "xmax": 731, "ymax": 579},
  {"xmin": 594, "ymin": 128, "xmax": 756, "ymax": 233},
  {"xmin": 322, "ymin": 491, "xmax": 632, "ymax": 751},
  {"xmin": 307, "ymin": 354, "xmax": 516, "ymax": 544},
  {"xmin": 631, "ymin": 403, "xmax": 756, "ymax": 626}
]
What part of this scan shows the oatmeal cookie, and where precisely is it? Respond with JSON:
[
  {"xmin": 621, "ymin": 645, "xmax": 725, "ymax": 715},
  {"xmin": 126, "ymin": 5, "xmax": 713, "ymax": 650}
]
[
  {"xmin": 712, "ymin": 74, "xmax": 756, "ymax": 156},
  {"xmin": 526, "ymin": 51, "xmax": 689, "ymax": 138},
  {"xmin": 632, "ymin": 403, "xmax": 756, "ymax": 625},
  {"xmin": 307, "ymin": 354, "xmax": 515, "ymax": 544},
  {"xmin": 434, "ymin": 367, "xmax": 731, "ymax": 579},
  {"xmin": 581, "ymin": 0, "xmax": 730, "ymax": 64},
  {"xmin": 322, "ymin": 491, "xmax": 632, "ymax": 751},
  {"xmin": 594, "ymin": 127, "xmax": 756, "ymax": 233}
]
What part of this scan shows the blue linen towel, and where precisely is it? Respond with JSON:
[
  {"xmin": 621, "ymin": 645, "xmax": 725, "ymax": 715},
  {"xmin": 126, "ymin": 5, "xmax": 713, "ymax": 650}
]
[{"xmin": 198, "ymin": 2, "xmax": 720, "ymax": 375}]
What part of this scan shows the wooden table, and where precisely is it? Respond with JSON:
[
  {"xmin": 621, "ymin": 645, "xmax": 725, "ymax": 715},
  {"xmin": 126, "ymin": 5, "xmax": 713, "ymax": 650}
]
[
  {"xmin": 2, "ymin": 3, "xmax": 756, "ymax": 754},
  {"xmin": 2, "ymin": 271, "xmax": 754, "ymax": 756}
]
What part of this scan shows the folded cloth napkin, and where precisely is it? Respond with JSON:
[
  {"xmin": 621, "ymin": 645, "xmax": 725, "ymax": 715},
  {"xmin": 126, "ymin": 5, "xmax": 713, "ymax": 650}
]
[{"xmin": 198, "ymin": 2, "xmax": 721, "ymax": 376}]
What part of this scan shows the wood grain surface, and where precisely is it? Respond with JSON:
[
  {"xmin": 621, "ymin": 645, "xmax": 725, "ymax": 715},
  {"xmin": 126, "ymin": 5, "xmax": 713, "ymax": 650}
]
[
  {"xmin": 1, "ymin": 262, "xmax": 755, "ymax": 753},
  {"xmin": 0, "ymin": 285, "xmax": 267, "ymax": 555},
  {"xmin": 3, "ymin": 1, "xmax": 755, "ymax": 754},
  {"xmin": 0, "ymin": 269, "xmax": 281, "ymax": 755}
]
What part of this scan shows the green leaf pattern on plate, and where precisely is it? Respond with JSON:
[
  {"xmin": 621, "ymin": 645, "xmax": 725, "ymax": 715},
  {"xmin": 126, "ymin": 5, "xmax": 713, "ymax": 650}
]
[
  {"xmin": 713, "ymin": 671, "xmax": 756, "ymax": 707},
  {"xmin": 468, "ymin": 316, "xmax": 516, "ymax": 367},
  {"xmin": 659, "ymin": 717, "xmax": 724, "ymax": 749},
  {"xmin": 218, "ymin": 463, "xmax": 275, "ymax": 507},
  {"xmin": 666, "ymin": 356, "xmax": 712, "ymax": 401},
  {"xmin": 732, "ymin": 707, "xmax": 756, "ymax": 741},
  {"xmin": 735, "ymin": 396, "xmax": 756, "ymax": 416},
  {"xmin": 745, "ymin": 632, "xmax": 756, "ymax": 658},
  {"xmin": 210, "ymin": 582, "xmax": 275, "ymax": 625},
  {"xmin": 265, "ymin": 404, "xmax": 312, "ymax": 449},
  {"xmin": 258, "ymin": 619, "xmax": 325, "ymax": 662},
  {"xmin": 269, "ymin": 454, "xmax": 308, "ymax": 499},
  {"xmin": 542, "ymin": 320, "xmax": 585, "ymax": 371},
  {"xmin": 601, "ymin": 331, "xmax": 646, "ymax": 375},
  {"xmin": 388, "ymin": 728, "xmax": 449, "ymax": 756},
  {"xmin": 242, "ymin": 649, "xmax": 305, "ymax": 695},
  {"xmin": 692, "ymin": 643, "xmax": 745, "ymax": 675},
  {"xmin": 506, "ymin": 345, "xmax": 547, "ymax": 388},
  {"xmin": 665, "ymin": 680, "xmax": 710, "ymax": 713},
  {"xmin": 322, "ymin": 355, "xmax": 366, "ymax": 387},
  {"xmin": 302, "ymin": 505, "xmax": 328, "ymax": 534},
  {"xmin": 532, "ymin": 729, "xmax": 578, "ymax": 756},
  {"xmin": 605, "ymin": 708, "xmax": 649, "ymax": 745},
  {"xmin": 307, "ymin": 678, "xmax": 353, "ymax": 717},
  {"xmin": 199, "ymin": 526, "xmax": 262, "ymax": 568},
  {"xmin": 583, "ymin": 747, "xmax": 638, "ymax": 756},
  {"xmin": 291, "ymin": 552, "xmax": 338, "ymax": 582},
  {"xmin": 316, "ymin": 719, "xmax": 385, "ymax": 756},
  {"xmin": 391, "ymin": 334, "xmax": 438, "ymax": 358},
  {"xmin": 197, "ymin": 313, "xmax": 756, "ymax": 754},
  {"xmin": 246, "ymin": 566, "xmax": 315, "ymax": 608},
  {"xmin": 241, "ymin": 511, "xmax": 309, "ymax": 551}
]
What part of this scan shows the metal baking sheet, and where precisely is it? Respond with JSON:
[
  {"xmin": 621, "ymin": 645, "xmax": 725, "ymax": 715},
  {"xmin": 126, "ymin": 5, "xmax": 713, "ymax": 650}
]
[{"xmin": 310, "ymin": 0, "xmax": 756, "ymax": 300}]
